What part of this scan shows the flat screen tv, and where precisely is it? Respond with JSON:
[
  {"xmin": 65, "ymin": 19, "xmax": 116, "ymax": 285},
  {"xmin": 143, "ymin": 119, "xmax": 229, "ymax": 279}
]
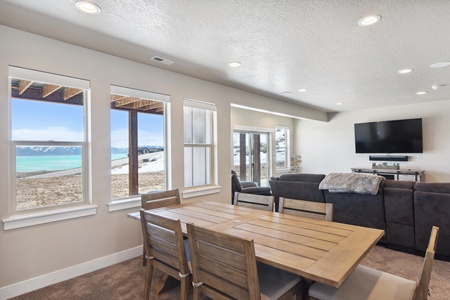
[{"xmin": 354, "ymin": 118, "xmax": 423, "ymax": 153}]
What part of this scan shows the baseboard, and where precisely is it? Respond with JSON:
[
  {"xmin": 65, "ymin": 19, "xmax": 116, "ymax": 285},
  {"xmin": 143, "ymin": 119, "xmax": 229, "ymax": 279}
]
[{"xmin": 0, "ymin": 246, "xmax": 142, "ymax": 300}]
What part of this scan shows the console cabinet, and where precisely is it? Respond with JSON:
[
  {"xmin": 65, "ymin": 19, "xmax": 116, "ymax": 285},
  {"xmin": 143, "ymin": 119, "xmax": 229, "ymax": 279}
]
[{"xmin": 351, "ymin": 168, "xmax": 425, "ymax": 182}]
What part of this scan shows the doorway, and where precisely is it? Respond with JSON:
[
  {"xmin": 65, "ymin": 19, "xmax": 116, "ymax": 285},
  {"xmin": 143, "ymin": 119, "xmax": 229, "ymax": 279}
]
[{"xmin": 233, "ymin": 131, "xmax": 270, "ymax": 186}]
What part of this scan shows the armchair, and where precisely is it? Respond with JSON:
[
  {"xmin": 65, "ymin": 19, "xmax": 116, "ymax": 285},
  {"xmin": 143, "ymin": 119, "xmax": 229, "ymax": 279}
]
[{"xmin": 231, "ymin": 170, "xmax": 272, "ymax": 203}]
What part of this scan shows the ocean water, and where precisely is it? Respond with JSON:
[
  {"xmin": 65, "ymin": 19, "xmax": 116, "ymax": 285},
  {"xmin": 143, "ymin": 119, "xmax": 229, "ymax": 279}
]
[{"xmin": 16, "ymin": 154, "xmax": 128, "ymax": 173}]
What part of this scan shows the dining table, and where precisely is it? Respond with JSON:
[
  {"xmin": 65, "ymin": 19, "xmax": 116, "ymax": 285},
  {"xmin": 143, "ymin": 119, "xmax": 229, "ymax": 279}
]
[{"xmin": 128, "ymin": 200, "xmax": 384, "ymax": 289}]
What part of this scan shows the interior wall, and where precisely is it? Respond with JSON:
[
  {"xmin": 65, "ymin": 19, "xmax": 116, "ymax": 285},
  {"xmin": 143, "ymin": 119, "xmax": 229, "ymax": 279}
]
[
  {"xmin": 295, "ymin": 100, "xmax": 450, "ymax": 182},
  {"xmin": 0, "ymin": 24, "xmax": 327, "ymax": 290}
]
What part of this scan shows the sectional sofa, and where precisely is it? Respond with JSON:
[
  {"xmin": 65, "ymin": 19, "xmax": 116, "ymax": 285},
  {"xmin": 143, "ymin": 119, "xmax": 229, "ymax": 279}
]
[{"xmin": 269, "ymin": 173, "xmax": 450, "ymax": 260}]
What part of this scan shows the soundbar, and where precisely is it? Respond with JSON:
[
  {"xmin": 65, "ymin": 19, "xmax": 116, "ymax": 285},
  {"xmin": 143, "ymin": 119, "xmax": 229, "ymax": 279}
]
[{"xmin": 369, "ymin": 155, "xmax": 408, "ymax": 161}]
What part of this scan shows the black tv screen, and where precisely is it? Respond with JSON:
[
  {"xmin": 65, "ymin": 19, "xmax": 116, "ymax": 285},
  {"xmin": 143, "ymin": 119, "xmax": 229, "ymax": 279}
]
[{"xmin": 354, "ymin": 118, "xmax": 423, "ymax": 153}]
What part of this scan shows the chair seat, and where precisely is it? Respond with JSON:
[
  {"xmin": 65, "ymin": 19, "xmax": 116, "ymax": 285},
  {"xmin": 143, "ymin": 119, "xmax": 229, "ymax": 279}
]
[
  {"xmin": 309, "ymin": 265, "xmax": 416, "ymax": 300},
  {"xmin": 258, "ymin": 262, "xmax": 302, "ymax": 300}
]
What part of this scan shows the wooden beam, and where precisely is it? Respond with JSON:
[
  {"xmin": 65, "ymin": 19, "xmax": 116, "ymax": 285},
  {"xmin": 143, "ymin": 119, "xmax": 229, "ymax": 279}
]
[
  {"xmin": 110, "ymin": 94, "xmax": 127, "ymax": 102},
  {"xmin": 140, "ymin": 102, "xmax": 163, "ymax": 111},
  {"xmin": 64, "ymin": 88, "xmax": 83, "ymax": 100},
  {"xmin": 18, "ymin": 80, "xmax": 33, "ymax": 95},
  {"xmin": 115, "ymin": 97, "xmax": 140, "ymax": 107},
  {"xmin": 131, "ymin": 99, "xmax": 153, "ymax": 109},
  {"xmin": 42, "ymin": 84, "xmax": 61, "ymax": 98}
]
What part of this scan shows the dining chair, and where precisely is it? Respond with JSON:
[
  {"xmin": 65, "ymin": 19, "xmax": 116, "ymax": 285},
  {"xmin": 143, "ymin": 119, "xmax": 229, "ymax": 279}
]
[
  {"xmin": 186, "ymin": 223, "xmax": 302, "ymax": 300},
  {"xmin": 308, "ymin": 226, "xmax": 439, "ymax": 300},
  {"xmin": 140, "ymin": 209, "xmax": 191, "ymax": 300},
  {"xmin": 140, "ymin": 189, "xmax": 181, "ymax": 266},
  {"xmin": 278, "ymin": 197, "xmax": 333, "ymax": 221},
  {"xmin": 141, "ymin": 188, "xmax": 181, "ymax": 210},
  {"xmin": 234, "ymin": 192, "xmax": 275, "ymax": 211}
]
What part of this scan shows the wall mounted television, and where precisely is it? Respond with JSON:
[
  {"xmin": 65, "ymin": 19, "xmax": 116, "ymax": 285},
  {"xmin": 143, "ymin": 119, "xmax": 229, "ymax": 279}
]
[{"xmin": 354, "ymin": 118, "xmax": 423, "ymax": 154}]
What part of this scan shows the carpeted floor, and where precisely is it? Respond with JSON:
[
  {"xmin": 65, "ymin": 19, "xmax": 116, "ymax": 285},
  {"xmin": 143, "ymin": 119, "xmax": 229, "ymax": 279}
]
[{"xmin": 10, "ymin": 246, "xmax": 450, "ymax": 300}]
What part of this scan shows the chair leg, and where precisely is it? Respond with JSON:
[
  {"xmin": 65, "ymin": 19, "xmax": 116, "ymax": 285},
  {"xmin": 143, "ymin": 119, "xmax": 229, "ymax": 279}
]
[
  {"xmin": 180, "ymin": 276, "xmax": 191, "ymax": 300},
  {"xmin": 144, "ymin": 262, "xmax": 153, "ymax": 300},
  {"xmin": 192, "ymin": 286, "xmax": 200, "ymax": 300}
]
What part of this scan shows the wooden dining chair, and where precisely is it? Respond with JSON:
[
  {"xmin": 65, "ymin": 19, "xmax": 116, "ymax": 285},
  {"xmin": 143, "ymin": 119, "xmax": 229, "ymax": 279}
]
[
  {"xmin": 234, "ymin": 192, "xmax": 275, "ymax": 211},
  {"xmin": 187, "ymin": 223, "xmax": 302, "ymax": 300},
  {"xmin": 279, "ymin": 197, "xmax": 333, "ymax": 221},
  {"xmin": 141, "ymin": 189, "xmax": 181, "ymax": 266},
  {"xmin": 308, "ymin": 226, "xmax": 439, "ymax": 300},
  {"xmin": 140, "ymin": 209, "xmax": 191, "ymax": 300},
  {"xmin": 141, "ymin": 188, "xmax": 181, "ymax": 210}
]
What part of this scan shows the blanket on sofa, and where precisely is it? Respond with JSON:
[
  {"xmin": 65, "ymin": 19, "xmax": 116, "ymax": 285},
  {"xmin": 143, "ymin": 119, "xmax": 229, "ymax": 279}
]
[{"xmin": 318, "ymin": 172, "xmax": 385, "ymax": 195}]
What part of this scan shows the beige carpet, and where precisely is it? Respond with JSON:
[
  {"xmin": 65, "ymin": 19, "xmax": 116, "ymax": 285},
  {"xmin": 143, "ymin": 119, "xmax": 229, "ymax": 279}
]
[{"xmin": 10, "ymin": 246, "xmax": 450, "ymax": 300}]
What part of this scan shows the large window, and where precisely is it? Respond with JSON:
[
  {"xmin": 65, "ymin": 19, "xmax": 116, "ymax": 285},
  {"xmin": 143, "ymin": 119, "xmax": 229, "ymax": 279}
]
[
  {"xmin": 275, "ymin": 127, "xmax": 290, "ymax": 171},
  {"xmin": 183, "ymin": 99, "xmax": 216, "ymax": 188},
  {"xmin": 110, "ymin": 86, "xmax": 168, "ymax": 199},
  {"xmin": 10, "ymin": 67, "xmax": 89, "ymax": 213}
]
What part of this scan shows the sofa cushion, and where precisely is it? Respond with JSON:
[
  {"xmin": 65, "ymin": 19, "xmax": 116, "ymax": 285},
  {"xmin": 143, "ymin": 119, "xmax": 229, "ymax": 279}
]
[{"xmin": 279, "ymin": 173, "xmax": 325, "ymax": 182}]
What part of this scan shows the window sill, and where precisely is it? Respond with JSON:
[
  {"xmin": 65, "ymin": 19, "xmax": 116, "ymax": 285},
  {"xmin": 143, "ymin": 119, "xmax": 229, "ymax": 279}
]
[
  {"xmin": 182, "ymin": 185, "xmax": 221, "ymax": 199},
  {"xmin": 3, "ymin": 205, "xmax": 97, "ymax": 230},
  {"xmin": 107, "ymin": 196, "xmax": 141, "ymax": 212}
]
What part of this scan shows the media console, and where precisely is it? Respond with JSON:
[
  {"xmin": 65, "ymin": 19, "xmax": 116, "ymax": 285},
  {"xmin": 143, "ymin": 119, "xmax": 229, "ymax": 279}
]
[{"xmin": 351, "ymin": 167, "xmax": 425, "ymax": 182}]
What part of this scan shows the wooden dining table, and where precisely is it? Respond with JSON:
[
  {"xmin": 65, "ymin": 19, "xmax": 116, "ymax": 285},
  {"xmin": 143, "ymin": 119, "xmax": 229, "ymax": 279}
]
[{"xmin": 128, "ymin": 201, "xmax": 384, "ymax": 288}]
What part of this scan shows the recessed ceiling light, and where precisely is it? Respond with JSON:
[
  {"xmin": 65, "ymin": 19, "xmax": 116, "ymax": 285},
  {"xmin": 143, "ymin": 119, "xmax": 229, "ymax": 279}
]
[
  {"xmin": 75, "ymin": 1, "xmax": 101, "ymax": 14},
  {"xmin": 398, "ymin": 68, "xmax": 414, "ymax": 74},
  {"xmin": 416, "ymin": 91, "xmax": 427, "ymax": 95},
  {"xmin": 297, "ymin": 88, "xmax": 308, "ymax": 92},
  {"xmin": 358, "ymin": 15, "xmax": 381, "ymax": 26},
  {"xmin": 228, "ymin": 62, "xmax": 241, "ymax": 68},
  {"xmin": 430, "ymin": 62, "xmax": 450, "ymax": 68},
  {"xmin": 336, "ymin": 102, "xmax": 343, "ymax": 105}
]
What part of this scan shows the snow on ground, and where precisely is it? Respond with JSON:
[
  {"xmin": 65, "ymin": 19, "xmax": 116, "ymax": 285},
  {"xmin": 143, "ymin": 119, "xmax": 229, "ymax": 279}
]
[{"xmin": 111, "ymin": 153, "xmax": 164, "ymax": 174}]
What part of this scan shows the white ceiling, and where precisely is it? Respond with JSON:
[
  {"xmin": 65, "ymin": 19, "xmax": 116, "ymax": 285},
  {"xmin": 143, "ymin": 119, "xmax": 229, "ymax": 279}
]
[{"xmin": 1, "ymin": 0, "xmax": 450, "ymax": 113}]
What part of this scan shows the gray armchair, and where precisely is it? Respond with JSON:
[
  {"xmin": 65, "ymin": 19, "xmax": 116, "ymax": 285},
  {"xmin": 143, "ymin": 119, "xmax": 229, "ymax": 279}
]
[{"xmin": 231, "ymin": 171, "xmax": 272, "ymax": 203}]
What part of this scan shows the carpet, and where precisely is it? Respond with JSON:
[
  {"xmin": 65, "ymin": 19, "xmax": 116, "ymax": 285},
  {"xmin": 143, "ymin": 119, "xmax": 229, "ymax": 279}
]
[{"xmin": 10, "ymin": 246, "xmax": 450, "ymax": 299}]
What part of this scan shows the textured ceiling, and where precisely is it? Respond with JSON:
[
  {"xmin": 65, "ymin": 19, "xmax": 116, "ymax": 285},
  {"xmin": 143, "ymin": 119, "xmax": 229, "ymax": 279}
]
[{"xmin": 1, "ymin": 0, "xmax": 450, "ymax": 113}]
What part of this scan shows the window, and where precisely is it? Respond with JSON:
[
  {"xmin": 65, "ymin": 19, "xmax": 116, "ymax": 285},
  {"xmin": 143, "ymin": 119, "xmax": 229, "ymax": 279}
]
[
  {"xmin": 110, "ymin": 86, "xmax": 168, "ymax": 200},
  {"xmin": 9, "ymin": 67, "xmax": 90, "ymax": 213},
  {"xmin": 183, "ymin": 99, "xmax": 217, "ymax": 188},
  {"xmin": 275, "ymin": 127, "xmax": 290, "ymax": 170}
]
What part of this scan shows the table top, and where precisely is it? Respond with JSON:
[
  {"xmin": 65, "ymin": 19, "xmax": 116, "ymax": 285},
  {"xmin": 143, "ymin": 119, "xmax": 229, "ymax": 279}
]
[{"xmin": 129, "ymin": 201, "xmax": 384, "ymax": 288}]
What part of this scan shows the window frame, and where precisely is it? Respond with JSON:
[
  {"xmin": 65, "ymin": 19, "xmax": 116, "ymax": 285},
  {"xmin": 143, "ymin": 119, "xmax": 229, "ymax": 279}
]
[
  {"xmin": 275, "ymin": 126, "xmax": 290, "ymax": 173},
  {"xmin": 108, "ymin": 85, "xmax": 170, "ymax": 211},
  {"xmin": 3, "ymin": 66, "xmax": 95, "ymax": 230},
  {"xmin": 183, "ymin": 98, "xmax": 218, "ymax": 192}
]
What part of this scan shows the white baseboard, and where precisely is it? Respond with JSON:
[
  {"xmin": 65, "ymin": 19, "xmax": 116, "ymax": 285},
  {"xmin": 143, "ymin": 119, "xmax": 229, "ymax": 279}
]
[{"xmin": 0, "ymin": 246, "xmax": 142, "ymax": 300}]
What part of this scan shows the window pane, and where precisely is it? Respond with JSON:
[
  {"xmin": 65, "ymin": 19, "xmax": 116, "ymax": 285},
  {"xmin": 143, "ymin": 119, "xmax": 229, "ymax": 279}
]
[
  {"xmin": 276, "ymin": 128, "xmax": 288, "ymax": 169},
  {"xmin": 111, "ymin": 109, "xmax": 129, "ymax": 199},
  {"xmin": 184, "ymin": 106, "xmax": 193, "ymax": 144},
  {"xmin": 193, "ymin": 147, "xmax": 207, "ymax": 186},
  {"xmin": 138, "ymin": 112, "xmax": 165, "ymax": 194},
  {"xmin": 184, "ymin": 147, "xmax": 193, "ymax": 187},
  {"xmin": 12, "ymin": 99, "xmax": 84, "ymax": 142},
  {"xmin": 16, "ymin": 145, "xmax": 83, "ymax": 211},
  {"xmin": 110, "ymin": 89, "xmax": 166, "ymax": 199}
]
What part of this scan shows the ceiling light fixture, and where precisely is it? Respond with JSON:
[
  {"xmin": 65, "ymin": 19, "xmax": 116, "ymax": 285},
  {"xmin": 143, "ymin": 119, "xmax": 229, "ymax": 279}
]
[
  {"xmin": 358, "ymin": 15, "xmax": 381, "ymax": 26},
  {"xmin": 228, "ymin": 62, "xmax": 241, "ymax": 68},
  {"xmin": 398, "ymin": 68, "xmax": 414, "ymax": 74},
  {"xmin": 336, "ymin": 102, "xmax": 343, "ymax": 105},
  {"xmin": 75, "ymin": 1, "xmax": 101, "ymax": 14},
  {"xmin": 298, "ymin": 88, "xmax": 308, "ymax": 92},
  {"xmin": 416, "ymin": 91, "xmax": 427, "ymax": 95},
  {"xmin": 430, "ymin": 62, "xmax": 450, "ymax": 68}
]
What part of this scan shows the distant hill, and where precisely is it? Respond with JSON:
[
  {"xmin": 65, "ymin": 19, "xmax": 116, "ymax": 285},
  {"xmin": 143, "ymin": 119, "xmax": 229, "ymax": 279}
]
[{"xmin": 16, "ymin": 146, "xmax": 129, "ymax": 156}]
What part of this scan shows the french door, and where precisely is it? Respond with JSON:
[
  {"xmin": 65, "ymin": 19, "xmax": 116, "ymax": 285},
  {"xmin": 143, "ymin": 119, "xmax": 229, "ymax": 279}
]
[{"xmin": 233, "ymin": 131, "xmax": 270, "ymax": 186}]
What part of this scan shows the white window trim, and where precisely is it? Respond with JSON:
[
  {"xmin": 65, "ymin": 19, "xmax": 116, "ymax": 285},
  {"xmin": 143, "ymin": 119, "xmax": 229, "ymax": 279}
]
[
  {"xmin": 182, "ymin": 185, "xmax": 221, "ymax": 199},
  {"xmin": 107, "ymin": 196, "xmax": 141, "ymax": 212},
  {"xmin": 2, "ymin": 205, "xmax": 97, "ymax": 230}
]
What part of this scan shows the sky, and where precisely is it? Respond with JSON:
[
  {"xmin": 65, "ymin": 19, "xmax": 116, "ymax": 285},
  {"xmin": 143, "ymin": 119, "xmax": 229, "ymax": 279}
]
[{"xmin": 12, "ymin": 98, "xmax": 164, "ymax": 148}]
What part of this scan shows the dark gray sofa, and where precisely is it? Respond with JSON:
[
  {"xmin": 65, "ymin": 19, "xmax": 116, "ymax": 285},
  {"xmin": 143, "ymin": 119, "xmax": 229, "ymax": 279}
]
[{"xmin": 269, "ymin": 173, "xmax": 450, "ymax": 260}]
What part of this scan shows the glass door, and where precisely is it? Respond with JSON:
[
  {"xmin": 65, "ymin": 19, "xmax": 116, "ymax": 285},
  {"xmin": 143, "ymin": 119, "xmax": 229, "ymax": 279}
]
[{"xmin": 233, "ymin": 131, "xmax": 270, "ymax": 186}]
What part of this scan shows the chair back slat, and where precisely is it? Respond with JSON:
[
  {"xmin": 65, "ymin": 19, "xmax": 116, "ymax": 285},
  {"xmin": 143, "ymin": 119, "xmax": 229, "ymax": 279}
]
[
  {"xmin": 414, "ymin": 226, "xmax": 439, "ymax": 300},
  {"xmin": 279, "ymin": 197, "xmax": 333, "ymax": 221},
  {"xmin": 141, "ymin": 189, "xmax": 181, "ymax": 210},
  {"xmin": 187, "ymin": 223, "xmax": 260, "ymax": 300},
  {"xmin": 234, "ymin": 192, "xmax": 274, "ymax": 211},
  {"xmin": 140, "ymin": 210, "xmax": 189, "ymax": 275}
]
